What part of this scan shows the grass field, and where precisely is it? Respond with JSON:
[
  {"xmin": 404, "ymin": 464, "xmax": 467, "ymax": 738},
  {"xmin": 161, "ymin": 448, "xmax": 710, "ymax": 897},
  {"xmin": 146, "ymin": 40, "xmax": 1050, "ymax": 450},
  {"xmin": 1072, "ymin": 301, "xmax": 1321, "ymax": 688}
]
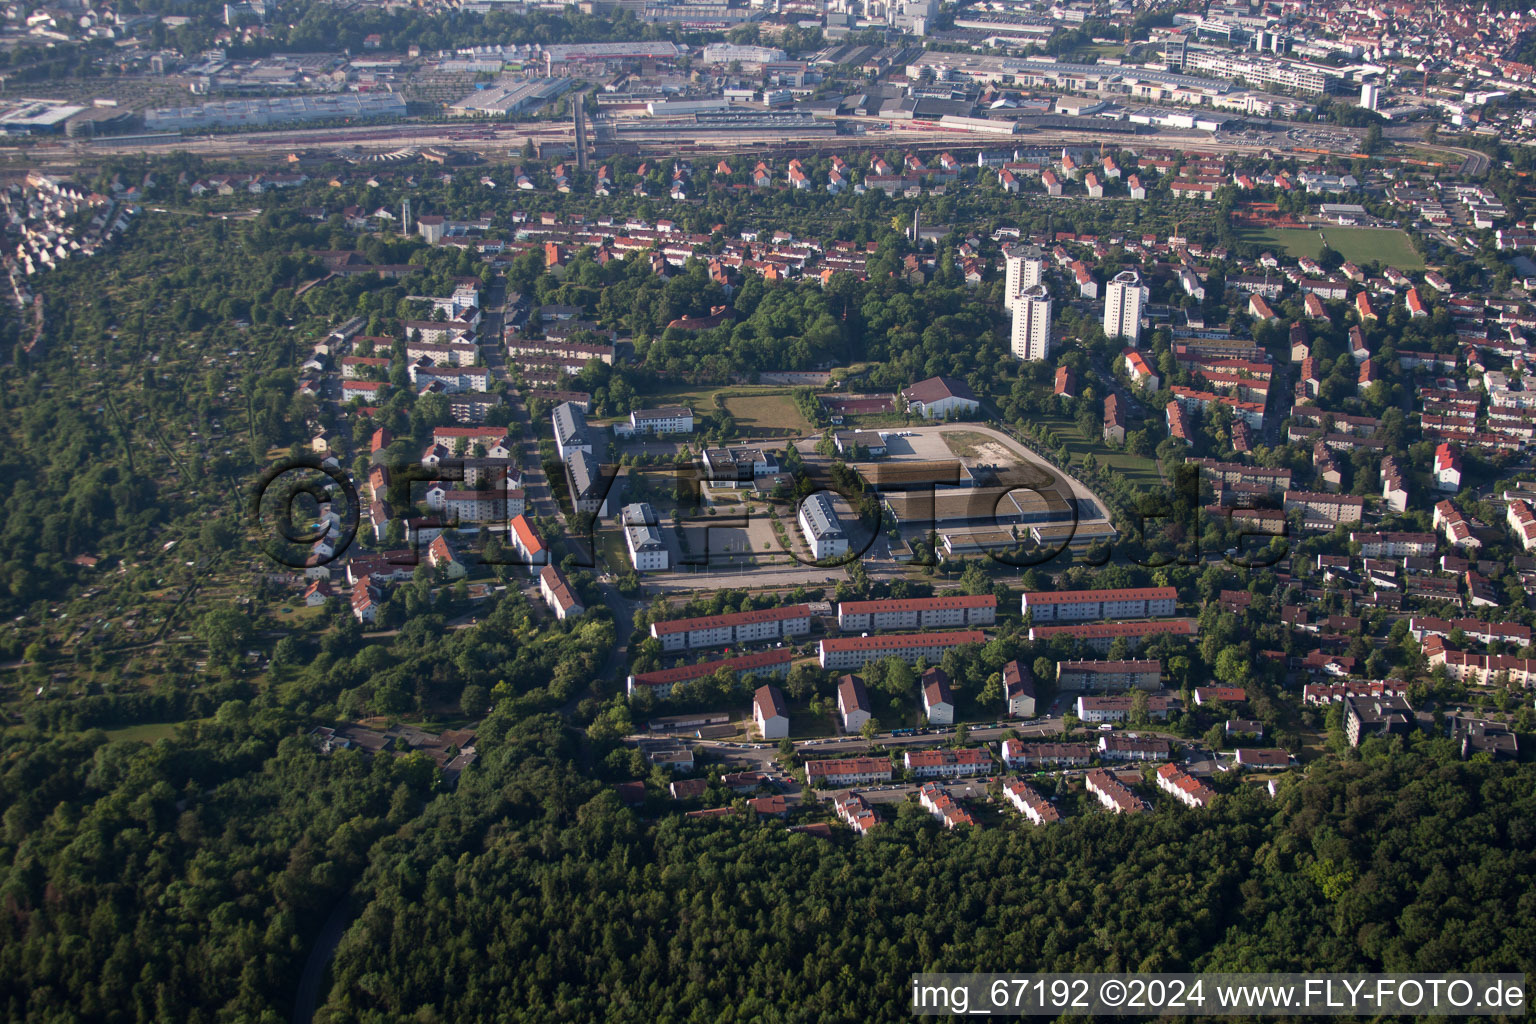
[
  {"xmin": 101, "ymin": 721, "xmax": 184, "ymax": 743},
  {"xmin": 1237, "ymin": 226, "xmax": 1424, "ymax": 270},
  {"xmin": 631, "ymin": 384, "xmax": 816, "ymax": 438},
  {"xmin": 1028, "ymin": 412, "xmax": 1165, "ymax": 492},
  {"xmin": 595, "ymin": 528, "xmax": 630, "ymax": 573},
  {"xmin": 722, "ymin": 393, "xmax": 815, "ymax": 438}
]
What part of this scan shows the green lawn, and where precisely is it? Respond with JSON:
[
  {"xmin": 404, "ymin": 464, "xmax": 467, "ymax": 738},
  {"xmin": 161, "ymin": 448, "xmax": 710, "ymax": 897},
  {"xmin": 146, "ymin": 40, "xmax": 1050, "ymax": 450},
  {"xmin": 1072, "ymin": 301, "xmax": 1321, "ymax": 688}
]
[
  {"xmin": 595, "ymin": 528, "xmax": 631, "ymax": 573},
  {"xmin": 1237, "ymin": 227, "xmax": 1424, "ymax": 270},
  {"xmin": 723, "ymin": 393, "xmax": 815, "ymax": 437},
  {"xmin": 1025, "ymin": 412, "xmax": 1164, "ymax": 492},
  {"xmin": 101, "ymin": 721, "xmax": 184, "ymax": 743},
  {"xmin": 631, "ymin": 384, "xmax": 816, "ymax": 438}
]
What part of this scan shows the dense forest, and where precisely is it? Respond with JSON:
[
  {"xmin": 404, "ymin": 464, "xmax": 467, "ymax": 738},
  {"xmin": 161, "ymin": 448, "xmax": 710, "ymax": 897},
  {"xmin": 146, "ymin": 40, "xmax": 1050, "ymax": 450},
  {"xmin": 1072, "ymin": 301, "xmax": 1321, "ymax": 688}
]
[{"xmin": 2, "ymin": 709, "xmax": 1531, "ymax": 1024}]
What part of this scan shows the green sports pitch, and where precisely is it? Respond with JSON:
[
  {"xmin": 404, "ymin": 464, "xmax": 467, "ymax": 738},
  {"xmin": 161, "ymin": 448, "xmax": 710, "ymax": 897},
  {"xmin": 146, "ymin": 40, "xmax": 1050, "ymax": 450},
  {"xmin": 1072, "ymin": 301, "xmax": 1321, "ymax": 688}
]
[{"xmin": 1236, "ymin": 226, "xmax": 1424, "ymax": 270}]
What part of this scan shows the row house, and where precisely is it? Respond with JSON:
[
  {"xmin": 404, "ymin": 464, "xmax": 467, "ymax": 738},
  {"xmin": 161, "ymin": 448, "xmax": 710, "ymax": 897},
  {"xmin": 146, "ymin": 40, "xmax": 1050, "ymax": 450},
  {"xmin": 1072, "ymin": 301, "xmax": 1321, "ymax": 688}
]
[
  {"xmin": 1000, "ymin": 740, "xmax": 1094, "ymax": 768},
  {"xmin": 834, "ymin": 792, "xmax": 879, "ymax": 834},
  {"xmin": 1156, "ymin": 763, "xmax": 1216, "ymax": 807},
  {"xmin": 904, "ymin": 747, "xmax": 991, "ymax": 779},
  {"xmin": 1002, "ymin": 779, "xmax": 1059, "ymax": 824},
  {"xmin": 1100, "ymin": 734, "xmax": 1172, "ymax": 761},
  {"xmin": 806, "ymin": 756, "xmax": 891, "ymax": 787},
  {"xmin": 1434, "ymin": 500, "xmax": 1480, "ymax": 550},
  {"xmin": 625, "ymin": 650, "xmax": 792, "ymax": 699},
  {"xmin": 1085, "ymin": 769, "xmax": 1146, "ymax": 814},
  {"xmin": 1509, "ymin": 499, "xmax": 1536, "ymax": 552},
  {"xmin": 1424, "ymin": 636, "xmax": 1536, "ymax": 685},
  {"xmin": 918, "ymin": 783, "xmax": 977, "ymax": 829}
]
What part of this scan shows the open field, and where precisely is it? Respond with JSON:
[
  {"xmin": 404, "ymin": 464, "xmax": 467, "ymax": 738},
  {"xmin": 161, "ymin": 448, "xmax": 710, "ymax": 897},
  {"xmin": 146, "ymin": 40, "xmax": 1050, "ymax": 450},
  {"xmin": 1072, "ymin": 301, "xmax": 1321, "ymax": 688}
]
[
  {"xmin": 101, "ymin": 721, "xmax": 184, "ymax": 743},
  {"xmin": 632, "ymin": 383, "xmax": 724, "ymax": 409},
  {"xmin": 1027, "ymin": 413, "xmax": 1165, "ymax": 492},
  {"xmin": 630, "ymin": 384, "xmax": 816, "ymax": 439},
  {"xmin": 1236, "ymin": 226, "xmax": 1424, "ymax": 269},
  {"xmin": 722, "ymin": 393, "xmax": 815, "ymax": 438}
]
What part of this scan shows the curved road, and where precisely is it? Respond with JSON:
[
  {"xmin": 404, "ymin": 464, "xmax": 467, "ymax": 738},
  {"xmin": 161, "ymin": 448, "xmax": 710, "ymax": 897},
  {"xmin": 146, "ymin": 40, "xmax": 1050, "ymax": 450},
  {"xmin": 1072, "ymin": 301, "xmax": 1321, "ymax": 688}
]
[{"xmin": 291, "ymin": 898, "xmax": 355, "ymax": 1024}]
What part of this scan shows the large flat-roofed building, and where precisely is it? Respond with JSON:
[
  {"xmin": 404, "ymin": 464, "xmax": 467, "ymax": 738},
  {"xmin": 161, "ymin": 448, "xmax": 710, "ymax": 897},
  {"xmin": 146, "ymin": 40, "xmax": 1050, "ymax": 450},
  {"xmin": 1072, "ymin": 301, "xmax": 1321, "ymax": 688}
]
[
  {"xmin": 1344, "ymin": 693, "xmax": 1415, "ymax": 747},
  {"xmin": 622, "ymin": 502, "xmax": 669, "ymax": 572},
  {"xmin": 626, "ymin": 648, "xmax": 792, "ymax": 698},
  {"xmin": 1103, "ymin": 270, "xmax": 1147, "ymax": 346},
  {"xmin": 884, "ymin": 484, "xmax": 1077, "ymax": 528},
  {"xmin": 836, "ymin": 594, "xmax": 996, "ymax": 631},
  {"xmin": 818, "ymin": 629, "xmax": 984, "ymax": 670},
  {"xmin": 701, "ymin": 446, "xmax": 778, "ymax": 484},
  {"xmin": 1022, "ymin": 586, "xmax": 1176, "ymax": 622},
  {"xmin": 798, "ymin": 492, "xmax": 850, "ymax": 560},
  {"xmin": 1056, "ymin": 659, "xmax": 1162, "ymax": 691},
  {"xmin": 649, "ymin": 603, "xmax": 814, "ymax": 652}
]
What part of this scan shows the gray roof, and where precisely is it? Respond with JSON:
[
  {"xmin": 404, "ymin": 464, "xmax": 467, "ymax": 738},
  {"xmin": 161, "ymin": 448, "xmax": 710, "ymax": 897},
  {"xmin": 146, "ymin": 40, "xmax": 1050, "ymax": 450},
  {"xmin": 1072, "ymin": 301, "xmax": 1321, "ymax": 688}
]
[
  {"xmin": 567, "ymin": 448, "xmax": 602, "ymax": 499},
  {"xmin": 800, "ymin": 492, "xmax": 847, "ymax": 542},
  {"xmin": 553, "ymin": 401, "xmax": 588, "ymax": 448}
]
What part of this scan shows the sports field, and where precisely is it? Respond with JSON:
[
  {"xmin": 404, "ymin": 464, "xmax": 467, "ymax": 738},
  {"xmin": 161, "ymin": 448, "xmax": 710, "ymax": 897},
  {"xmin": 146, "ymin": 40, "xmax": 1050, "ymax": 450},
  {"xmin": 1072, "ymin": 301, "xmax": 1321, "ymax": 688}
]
[{"xmin": 1237, "ymin": 227, "xmax": 1424, "ymax": 270}]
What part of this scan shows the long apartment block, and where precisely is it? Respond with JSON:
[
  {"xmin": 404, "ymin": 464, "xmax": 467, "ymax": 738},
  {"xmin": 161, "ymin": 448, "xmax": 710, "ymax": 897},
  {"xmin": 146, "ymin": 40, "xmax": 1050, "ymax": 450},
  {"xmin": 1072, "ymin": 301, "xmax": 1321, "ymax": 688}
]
[
  {"xmin": 1021, "ymin": 586, "xmax": 1176, "ymax": 622},
  {"xmin": 836, "ymin": 594, "xmax": 996, "ymax": 632},
  {"xmin": 818, "ymin": 630, "xmax": 985, "ymax": 670},
  {"xmin": 649, "ymin": 604, "xmax": 814, "ymax": 652}
]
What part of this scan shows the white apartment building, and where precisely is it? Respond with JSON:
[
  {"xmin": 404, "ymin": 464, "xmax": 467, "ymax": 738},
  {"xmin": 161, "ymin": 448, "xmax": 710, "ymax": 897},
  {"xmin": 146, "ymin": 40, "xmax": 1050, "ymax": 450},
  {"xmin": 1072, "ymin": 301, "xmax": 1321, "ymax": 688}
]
[
  {"xmin": 836, "ymin": 595, "xmax": 996, "ymax": 632},
  {"xmin": 818, "ymin": 630, "xmax": 984, "ymax": 670},
  {"xmin": 798, "ymin": 492, "xmax": 849, "ymax": 560},
  {"xmin": 1103, "ymin": 269, "xmax": 1147, "ymax": 346},
  {"xmin": 1003, "ymin": 245, "xmax": 1045, "ymax": 311},
  {"xmin": 837, "ymin": 675, "xmax": 872, "ymax": 733},
  {"xmin": 1011, "ymin": 283, "xmax": 1052, "ymax": 362},
  {"xmin": 649, "ymin": 604, "xmax": 814, "ymax": 652},
  {"xmin": 622, "ymin": 502, "xmax": 669, "ymax": 572},
  {"xmin": 1021, "ymin": 586, "xmax": 1176, "ymax": 622},
  {"xmin": 629, "ymin": 406, "xmax": 694, "ymax": 435}
]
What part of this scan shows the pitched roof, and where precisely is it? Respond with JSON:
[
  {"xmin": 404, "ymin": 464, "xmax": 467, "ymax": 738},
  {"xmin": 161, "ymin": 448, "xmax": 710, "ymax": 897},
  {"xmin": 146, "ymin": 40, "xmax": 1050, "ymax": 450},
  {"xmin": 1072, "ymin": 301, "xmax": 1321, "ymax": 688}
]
[{"xmin": 900, "ymin": 375, "xmax": 977, "ymax": 405}]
